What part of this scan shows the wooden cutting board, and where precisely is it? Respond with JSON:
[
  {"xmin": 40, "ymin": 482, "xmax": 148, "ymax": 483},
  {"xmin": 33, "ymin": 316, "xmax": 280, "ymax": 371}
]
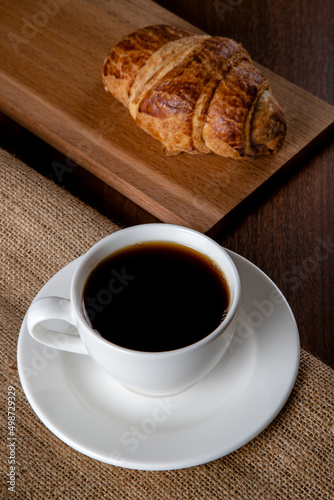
[{"xmin": 1, "ymin": 0, "xmax": 333, "ymax": 234}]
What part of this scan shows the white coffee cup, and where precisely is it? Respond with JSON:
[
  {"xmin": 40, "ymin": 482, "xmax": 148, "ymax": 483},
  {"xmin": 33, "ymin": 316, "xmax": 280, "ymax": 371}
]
[{"xmin": 27, "ymin": 224, "xmax": 241, "ymax": 396}]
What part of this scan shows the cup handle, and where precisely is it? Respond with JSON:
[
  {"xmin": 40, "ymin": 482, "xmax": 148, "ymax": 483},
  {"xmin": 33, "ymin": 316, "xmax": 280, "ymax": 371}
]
[{"xmin": 26, "ymin": 296, "xmax": 89, "ymax": 355}]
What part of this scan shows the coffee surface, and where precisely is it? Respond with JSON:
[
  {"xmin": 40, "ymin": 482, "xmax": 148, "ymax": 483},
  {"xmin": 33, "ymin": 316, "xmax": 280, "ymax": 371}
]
[{"xmin": 82, "ymin": 242, "xmax": 229, "ymax": 351}]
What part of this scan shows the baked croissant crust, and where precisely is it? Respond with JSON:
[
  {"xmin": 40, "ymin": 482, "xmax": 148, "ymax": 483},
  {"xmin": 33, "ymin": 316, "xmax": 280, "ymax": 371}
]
[{"xmin": 102, "ymin": 25, "xmax": 286, "ymax": 159}]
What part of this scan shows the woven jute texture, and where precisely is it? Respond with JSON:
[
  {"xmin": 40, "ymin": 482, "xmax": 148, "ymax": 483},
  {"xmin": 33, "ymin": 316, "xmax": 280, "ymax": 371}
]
[{"xmin": 1, "ymin": 148, "xmax": 333, "ymax": 499}]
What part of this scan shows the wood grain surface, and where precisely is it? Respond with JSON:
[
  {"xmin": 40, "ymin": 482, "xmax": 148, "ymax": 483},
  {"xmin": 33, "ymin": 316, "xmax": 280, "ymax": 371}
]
[
  {"xmin": 0, "ymin": 0, "xmax": 333, "ymax": 234},
  {"xmin": 0, "ymin": 0, "xmax": 333, "ymax": 368}
]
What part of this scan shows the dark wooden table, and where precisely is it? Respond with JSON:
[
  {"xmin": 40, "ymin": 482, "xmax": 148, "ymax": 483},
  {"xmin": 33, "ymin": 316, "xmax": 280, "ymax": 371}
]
[
  {"xmin": 157, "ymin": 0, "xmax": 334, "ymax": 368},
  {"xmin": 1, "ymin": 0, "xmax": 333, "ymax": 368}
]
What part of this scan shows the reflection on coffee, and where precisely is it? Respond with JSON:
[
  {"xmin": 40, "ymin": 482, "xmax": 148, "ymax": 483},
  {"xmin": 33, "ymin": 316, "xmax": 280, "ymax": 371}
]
[{"xmin": 82, "ymin": 242, "xmax": 230, "ymax": 352}]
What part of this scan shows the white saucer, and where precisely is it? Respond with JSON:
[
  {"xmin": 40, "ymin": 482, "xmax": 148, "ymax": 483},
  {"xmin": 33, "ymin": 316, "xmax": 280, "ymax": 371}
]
[{"xmin": 17, "ymin": 250, "xmax": 300, "ymax": 471}]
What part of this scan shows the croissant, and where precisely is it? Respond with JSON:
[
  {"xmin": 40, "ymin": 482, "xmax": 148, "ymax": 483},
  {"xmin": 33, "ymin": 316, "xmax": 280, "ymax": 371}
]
[{"xmin": 102, "ymin": 25, "xmax": 286, "ymax": 159}]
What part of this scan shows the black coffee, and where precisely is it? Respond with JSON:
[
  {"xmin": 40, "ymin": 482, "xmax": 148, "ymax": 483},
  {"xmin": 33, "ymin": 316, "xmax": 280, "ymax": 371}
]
[{"xmin": 82, "ymin": 241, "xmax": 230, "ymax": 352}]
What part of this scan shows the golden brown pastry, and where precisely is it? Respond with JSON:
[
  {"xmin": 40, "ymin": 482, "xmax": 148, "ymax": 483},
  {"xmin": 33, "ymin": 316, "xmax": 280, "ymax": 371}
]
[{"xmin": 102, "ymin": 25, "xmax": 286, "ymax": 159}]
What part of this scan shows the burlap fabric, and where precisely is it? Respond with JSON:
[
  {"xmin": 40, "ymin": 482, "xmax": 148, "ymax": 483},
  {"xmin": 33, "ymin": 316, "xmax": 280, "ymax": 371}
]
[{"xmin": 1, "ymin": 147, "xmax": 333, "ymax": 499}]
